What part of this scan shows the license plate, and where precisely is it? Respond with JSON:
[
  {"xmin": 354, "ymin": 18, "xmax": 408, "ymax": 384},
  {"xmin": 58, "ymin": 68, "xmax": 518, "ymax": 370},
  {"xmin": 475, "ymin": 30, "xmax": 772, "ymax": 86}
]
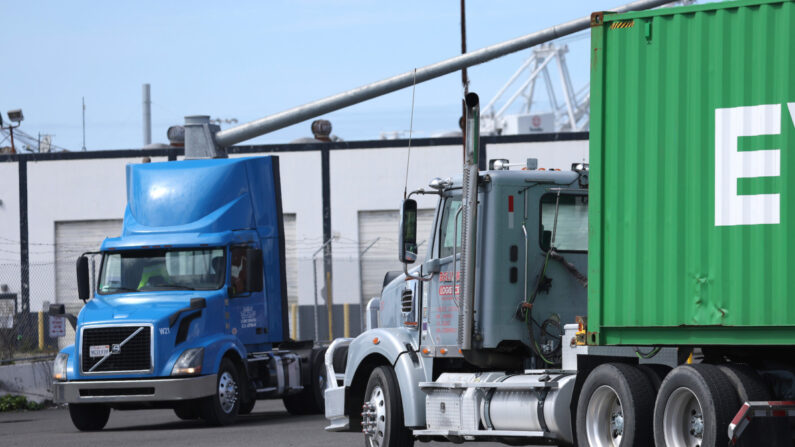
[{"xmin": 89, "ymin": 345, "xmax": 110, "ymax": 358}]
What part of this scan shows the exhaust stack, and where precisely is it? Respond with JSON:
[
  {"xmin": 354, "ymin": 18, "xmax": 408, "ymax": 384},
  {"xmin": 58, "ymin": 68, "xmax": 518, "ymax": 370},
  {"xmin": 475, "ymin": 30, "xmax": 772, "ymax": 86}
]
[{"xmin": 458, "ymin": 92, "xmax": 480, "ymax": 351}]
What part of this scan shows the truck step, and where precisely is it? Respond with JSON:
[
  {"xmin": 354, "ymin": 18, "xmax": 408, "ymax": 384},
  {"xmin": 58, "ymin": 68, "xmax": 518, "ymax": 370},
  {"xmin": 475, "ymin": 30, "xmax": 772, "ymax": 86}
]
[
  {"xmin": 419, "ymin": 381, "xmax": 560, "ymax": 391},
  {"xmin": 413, "ymin": 429, "xmax": 552, "ymax": 439}
]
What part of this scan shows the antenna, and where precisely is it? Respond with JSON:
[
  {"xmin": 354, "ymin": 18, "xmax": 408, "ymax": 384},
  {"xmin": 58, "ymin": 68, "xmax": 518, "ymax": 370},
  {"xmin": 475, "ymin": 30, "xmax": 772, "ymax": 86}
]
[{"xmin": 403, "ymin": 69, "xmax": 417, "ymax": 200}]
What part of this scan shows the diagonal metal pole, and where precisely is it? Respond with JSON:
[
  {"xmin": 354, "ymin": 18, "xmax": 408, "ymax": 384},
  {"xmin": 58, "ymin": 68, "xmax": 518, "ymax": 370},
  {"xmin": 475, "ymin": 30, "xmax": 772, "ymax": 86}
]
[{"xmin": 211, "ymin": 0, "xmax": 675, "ymax": 147}]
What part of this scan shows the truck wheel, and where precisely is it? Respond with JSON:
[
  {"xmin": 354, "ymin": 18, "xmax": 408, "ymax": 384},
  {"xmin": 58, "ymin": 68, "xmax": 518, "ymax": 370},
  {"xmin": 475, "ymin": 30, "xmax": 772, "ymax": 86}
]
[
  {"xmin": 362, "ymin": 366, "xmax": 413, "ymax": 447},
  {"xmin": 717, "ymin": 364, "xmax": 788, "ymax": 446},
  {"xmin": 237, "ymin": 377, "xmax": 257, "ymax": 415},
  {"xmin": 282, "ymin": 348, "xmax": 326, "ymax": 415},
  {"xmin": 638, "ymin": 364, "xmax": 671, "ymax": 394},
  {"xmin": 653, "ymin": 364, "xmax": 739, "ymax": 447},
  {"xmin": 238, "ymin": 396, "xmax": 256, "ymax": 415},
  {"xmin": 68, "ymin": 403, "xmax": 110, "ymax": 431},
  {"xmin": 575, "ymin": 363, "xmax": 654, "ymax": 447},
  {"xmin": 283, "ymin": 392, "xmax": 311, "ymax": 415},
  {"xmin": 312, "ymin": 347, "xmax": 328, "ymax": 413},
  {"xmin": 200, "ymin": 358, "xmax": 240, "ymax": 426},
  {"xmin": 173, "ymin": 401, "xmax": 200, "ymax": 420}
]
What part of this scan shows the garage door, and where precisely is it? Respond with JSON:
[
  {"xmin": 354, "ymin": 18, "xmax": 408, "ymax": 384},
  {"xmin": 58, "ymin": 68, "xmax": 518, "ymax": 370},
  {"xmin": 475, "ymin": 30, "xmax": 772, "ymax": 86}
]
[
  {"xmin": 54, "ymin": 219, "xmax": 122, "ymax": 349},
  {"xmin": 358, "ymin": 209, "xmax": 435, "ymax": 302},
  {"xmin": 54, "ymin": 219, "xmax": 122, "ymax": 305}
]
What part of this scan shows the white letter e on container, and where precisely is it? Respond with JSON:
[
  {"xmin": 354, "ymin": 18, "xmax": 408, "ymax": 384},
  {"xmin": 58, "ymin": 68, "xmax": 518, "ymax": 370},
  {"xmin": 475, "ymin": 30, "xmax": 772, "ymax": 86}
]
[{"xmin": 715, "ymin": 104, "xmax": 781, "ymax": 226}]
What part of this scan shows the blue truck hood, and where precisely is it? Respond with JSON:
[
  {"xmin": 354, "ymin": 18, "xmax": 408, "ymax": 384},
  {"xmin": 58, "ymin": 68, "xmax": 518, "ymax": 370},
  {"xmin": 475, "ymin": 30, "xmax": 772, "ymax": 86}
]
[{"xmin": 78, "ymin": 292, "xmax": 214, "ymax": 325}]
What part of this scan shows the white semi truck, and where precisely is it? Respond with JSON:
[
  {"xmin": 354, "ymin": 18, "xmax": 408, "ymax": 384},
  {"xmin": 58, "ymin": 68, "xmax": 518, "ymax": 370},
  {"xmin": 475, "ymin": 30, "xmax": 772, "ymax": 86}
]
[{"xmin": 323, "ymin": 87, "xmax": 794, "ymax": 446}]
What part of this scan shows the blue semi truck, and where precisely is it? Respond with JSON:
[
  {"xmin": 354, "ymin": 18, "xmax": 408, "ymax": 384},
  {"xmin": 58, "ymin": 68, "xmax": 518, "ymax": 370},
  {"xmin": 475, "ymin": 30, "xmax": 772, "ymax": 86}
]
[{"xmin": 50, "ymin": 156, "xmax": 327, "ymax": 431}]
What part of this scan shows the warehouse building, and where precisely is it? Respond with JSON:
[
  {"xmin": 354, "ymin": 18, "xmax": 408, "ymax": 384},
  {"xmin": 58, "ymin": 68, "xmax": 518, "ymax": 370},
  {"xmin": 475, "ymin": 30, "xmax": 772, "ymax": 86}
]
[{"xmin": 0, "ymin": 133, "xmax": 587, "ymax": 344}]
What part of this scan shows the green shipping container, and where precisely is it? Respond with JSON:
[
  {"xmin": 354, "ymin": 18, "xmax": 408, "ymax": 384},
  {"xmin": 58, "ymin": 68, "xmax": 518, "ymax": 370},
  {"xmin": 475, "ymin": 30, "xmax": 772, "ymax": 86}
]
[{"xmin": 589, "ymin": 0, "xmax": 795, "ymax": 346}]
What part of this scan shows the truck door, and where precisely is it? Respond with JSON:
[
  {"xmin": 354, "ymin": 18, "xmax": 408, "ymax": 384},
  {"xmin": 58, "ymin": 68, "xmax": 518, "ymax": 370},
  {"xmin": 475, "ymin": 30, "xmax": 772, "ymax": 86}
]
[
  {"xmin": 228, "ymin": 245, "xmax": 267, "ymax": 346},
  {"xmin": 422, "ymin": 194, "xmax": 462, "ymax": 355},
  {"xmin": 531, "ymin": 191, "xmax": 588, "ymax": 359}
]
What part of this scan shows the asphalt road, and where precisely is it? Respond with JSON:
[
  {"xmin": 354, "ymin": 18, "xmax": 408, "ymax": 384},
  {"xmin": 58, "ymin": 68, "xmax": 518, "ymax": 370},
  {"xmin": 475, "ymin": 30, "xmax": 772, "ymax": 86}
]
[{"xmin": 0, "ymin": 400, "xmax": 508, "ymax": 447}]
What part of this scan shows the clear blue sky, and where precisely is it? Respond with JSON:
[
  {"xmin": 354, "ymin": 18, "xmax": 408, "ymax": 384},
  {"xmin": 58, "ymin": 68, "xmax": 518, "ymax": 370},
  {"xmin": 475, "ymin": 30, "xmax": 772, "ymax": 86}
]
[{"xmin": 0, "ymin": 1, "xmax": 703, "ymax": 150}]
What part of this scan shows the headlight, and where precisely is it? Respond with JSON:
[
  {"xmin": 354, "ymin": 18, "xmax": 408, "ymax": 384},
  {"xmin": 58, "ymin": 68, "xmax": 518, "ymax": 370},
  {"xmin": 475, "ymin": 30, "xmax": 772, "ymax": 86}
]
[
  {"xmin": 53, "ymin": 353, "xmax": 68, "ymax": 381},
  {"xmin": 171, "ymin": 347, "xmax": 204, "ymax": 376}
]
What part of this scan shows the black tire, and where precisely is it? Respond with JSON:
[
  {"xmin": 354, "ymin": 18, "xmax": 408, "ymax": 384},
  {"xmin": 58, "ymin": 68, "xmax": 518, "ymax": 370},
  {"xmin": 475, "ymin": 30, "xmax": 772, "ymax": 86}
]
[
  {"xmin": 312, "ymin": 348, "xmax": 328, "ymax": 413},
  {"xmin": 653, "ymin": 364, "xmax": 740, "ymax": 447},
  {"xmin": 717, "ymin": 364, "xmax": 788, "ymax": 446},
  {"xmin": 283, "ymin": 348, "xmax": 326, "ymax": 415},
  {"xmin": 200, "ymin": 358, "xmax": 240, "ymax": 426},
  {"xmin": 173, "ymin": 401, "xmax": 200, "ymax": 420},
  {"xmin": 68, "ymin": 403, "xmax": 110, "ymax": 431},
  {"xmin": 575, "ymin": 363, "xmax": 655, "ymax": 447},
  {"xmin": 638, "ymin": 363, "xmax": 671, "ymax": 394},
  {"xmin": 282, "ymin": 392, "xmax": 312, "ymax": 415},
  {"xmin": 238, "ymin": 396, "xmax": 256, "ymax": 415},
  {"xmin": 237, "ymin": 376, "xmax": 257, "ymax": 415},
  {"xmin": 362, "ymin": 366, "xmax": 413, "ymax": 447}
]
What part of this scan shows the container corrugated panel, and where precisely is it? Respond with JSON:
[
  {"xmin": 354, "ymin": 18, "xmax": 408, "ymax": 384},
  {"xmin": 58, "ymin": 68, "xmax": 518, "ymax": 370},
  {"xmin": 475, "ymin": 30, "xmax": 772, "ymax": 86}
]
[{"xmin": 589, "ymin": 0, "xmax": 795, "ymax": 345}]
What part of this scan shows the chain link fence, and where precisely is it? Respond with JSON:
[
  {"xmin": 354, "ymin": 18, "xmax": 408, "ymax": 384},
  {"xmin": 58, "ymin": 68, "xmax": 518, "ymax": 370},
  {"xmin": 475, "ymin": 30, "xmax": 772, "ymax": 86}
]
[{"xmin": 0, "ymin": 263, "xmax": 64, "ymax": 364}]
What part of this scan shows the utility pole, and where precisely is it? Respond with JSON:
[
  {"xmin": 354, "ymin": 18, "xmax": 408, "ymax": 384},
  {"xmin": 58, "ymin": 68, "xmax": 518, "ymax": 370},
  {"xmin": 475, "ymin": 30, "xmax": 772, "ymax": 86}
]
[
  {"xmin": 460, "ymin": 0, "xmax": 469, "ymax": 96},
  {"xmin": 459, "ymin": 0, "xmax": 470, "ymax": 141},
  {"xmin": 142, "ymin": 84, "xmax": 152, "ymax": 146},
  {"xmin": 82, "ymin": 97, "xmax": 86, "ymax": 151},
  {"xmin": 9, "ymin": 126, "xmax": 16, "ymax": 153}
]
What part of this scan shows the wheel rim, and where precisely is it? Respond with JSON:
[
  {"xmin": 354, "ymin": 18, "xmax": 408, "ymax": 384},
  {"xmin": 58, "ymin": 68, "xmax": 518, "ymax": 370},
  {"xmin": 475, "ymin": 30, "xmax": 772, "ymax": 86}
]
[
  {"xmin": 585, "ymin": 385, "xmax": 624, "ymax": 447},
  {"xmin": 663, "ymin": 387, "xmax": 705, "ymax": 447},
  {"xmin": 363, "ymin": 385, "xmax": 386, "ymax": 447},
  {"xmin": 218, "ymin": 371, "xmax": 238, "ymax": 414}
]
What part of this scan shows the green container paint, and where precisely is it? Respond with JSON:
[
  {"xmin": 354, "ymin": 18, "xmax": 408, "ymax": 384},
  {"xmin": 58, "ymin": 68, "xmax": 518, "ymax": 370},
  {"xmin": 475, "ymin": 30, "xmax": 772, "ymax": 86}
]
[{"xmin": 589, "ymin": 0, "xmax": 795, "ymax": 345}]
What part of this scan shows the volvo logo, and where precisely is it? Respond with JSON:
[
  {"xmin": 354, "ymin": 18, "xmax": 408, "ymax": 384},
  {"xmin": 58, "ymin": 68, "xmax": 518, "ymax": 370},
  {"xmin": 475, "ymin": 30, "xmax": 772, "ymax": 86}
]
[{"xmin": 87, "ymin": 326, "xmax": 145, "ymax": 373}]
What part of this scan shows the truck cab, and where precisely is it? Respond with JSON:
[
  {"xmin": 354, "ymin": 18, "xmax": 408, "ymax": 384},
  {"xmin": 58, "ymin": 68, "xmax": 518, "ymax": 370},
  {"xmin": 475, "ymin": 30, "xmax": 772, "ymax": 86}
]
[
  {"xmin": 325, "ymin": 156, "xmax": 590, "ymax": 444},
  {"xmin": 52, "ymin": 157, "xmax": 326, "ymax": 430}
]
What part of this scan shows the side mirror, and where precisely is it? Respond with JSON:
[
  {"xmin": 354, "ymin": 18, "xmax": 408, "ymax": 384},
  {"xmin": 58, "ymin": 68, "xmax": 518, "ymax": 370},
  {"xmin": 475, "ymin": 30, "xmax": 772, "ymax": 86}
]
[
  {"xmin": 76, "ymin": 255, "xmax": 90, "ymax": 301},
  {"xmin": 246, "ymin": 248, "xmax": 264, "ymax": 292},
  {"xmin": 49, "ymin": 304, "xmax": 66, "ymax": 316},
  {"xmin": 48, "ymin": 303, "xmax": 77, "ymax": 330},
  {"xmin": 398, "ymin": 199, "xmax": 418, "ymax": 264}
]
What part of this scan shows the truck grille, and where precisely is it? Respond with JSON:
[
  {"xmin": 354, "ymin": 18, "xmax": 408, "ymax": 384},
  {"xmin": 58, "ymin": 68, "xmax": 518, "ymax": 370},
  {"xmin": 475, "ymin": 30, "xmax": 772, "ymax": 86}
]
[{"xmin": 81, "ymin": 326, "xmax": 152, "ymax": 373}]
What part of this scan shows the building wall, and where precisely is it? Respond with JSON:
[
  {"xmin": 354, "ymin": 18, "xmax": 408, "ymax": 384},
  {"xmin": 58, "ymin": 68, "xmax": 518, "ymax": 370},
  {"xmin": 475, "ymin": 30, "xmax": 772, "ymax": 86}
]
[
  {"xmin": 0, "ymin": 162, "xmax": 21, "ymax": 304},
  {"xmin": 0, "ymin": 139, "xmax": 588, "ymax": 341}
]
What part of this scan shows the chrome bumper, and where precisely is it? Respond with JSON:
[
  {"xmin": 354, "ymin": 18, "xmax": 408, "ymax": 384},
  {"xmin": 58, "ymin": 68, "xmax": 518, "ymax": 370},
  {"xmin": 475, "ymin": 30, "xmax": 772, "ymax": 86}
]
[
  {"xmin": 324, "ymin": 337, "xmax": 353, "ymax": 432},
  {"xmin": 53, "ymin": 374, "xmax": 217, "ymax": 404}
]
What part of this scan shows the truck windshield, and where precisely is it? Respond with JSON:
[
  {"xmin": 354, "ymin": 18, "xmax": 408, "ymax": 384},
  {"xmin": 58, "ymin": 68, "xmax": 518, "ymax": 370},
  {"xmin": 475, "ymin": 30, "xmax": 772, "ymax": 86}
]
[{"xmin": 98, "ymin": 248, "xmax": 226, "ymax": 294}]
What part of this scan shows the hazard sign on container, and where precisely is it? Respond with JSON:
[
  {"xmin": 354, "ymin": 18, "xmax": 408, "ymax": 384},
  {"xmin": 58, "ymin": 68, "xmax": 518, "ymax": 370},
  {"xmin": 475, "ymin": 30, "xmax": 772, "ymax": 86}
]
[{"xmin": 49, "ymin": 316, "xmax": 66, "ymax": 338}]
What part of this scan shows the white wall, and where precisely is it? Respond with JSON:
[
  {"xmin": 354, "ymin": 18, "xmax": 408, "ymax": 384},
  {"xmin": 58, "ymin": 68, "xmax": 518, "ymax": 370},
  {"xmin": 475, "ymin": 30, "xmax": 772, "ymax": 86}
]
[
  {"xmin": 0, "ymin": 157, "xmax": 168, "ymax": 312},
  {"xmin": 0, "ymin": 163, "xmax": 21, "ymax": 301},
  {"xmin": 0, "ymin": 139, "xmax": 588, "ymax": 312}
]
